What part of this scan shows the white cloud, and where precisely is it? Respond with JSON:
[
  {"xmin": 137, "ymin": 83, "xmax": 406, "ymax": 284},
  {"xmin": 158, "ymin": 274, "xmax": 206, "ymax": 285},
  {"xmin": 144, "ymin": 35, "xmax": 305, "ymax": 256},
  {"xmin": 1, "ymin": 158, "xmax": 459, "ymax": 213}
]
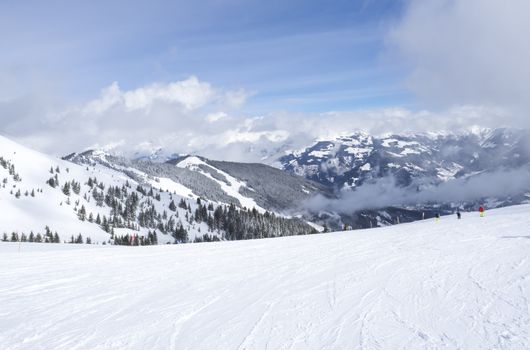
[
  {"xmin": 206, "ymin": 112, "xmax": 228, "ymax": 123},
  {"xmin": 82, "ymin": 76, "xmax": 216, "ymax": 114},
  {"xmin": 84, "ymin": 82, "xmax": 122, "ymax": 114},
  {"xmin": 122, "ymin": 77, "xmax": 214, "ymax": 111},
  {"xmin": 222, "ymin": 129, "xmax": 290, "ymax": 145},
  {"xmin": 3, "ymin": 90, "xmax": 512, "ymax": 163},
  {"xmin": 224, "ymin": 89, "xmax": 250, "ymax": 108},
  {"xmin": 388, "ymin": 0, "xmax": 530, "ymax": 121},
  {"xmin": 0, "ymin": 76, "xmax": 257, "ymax": 158}
]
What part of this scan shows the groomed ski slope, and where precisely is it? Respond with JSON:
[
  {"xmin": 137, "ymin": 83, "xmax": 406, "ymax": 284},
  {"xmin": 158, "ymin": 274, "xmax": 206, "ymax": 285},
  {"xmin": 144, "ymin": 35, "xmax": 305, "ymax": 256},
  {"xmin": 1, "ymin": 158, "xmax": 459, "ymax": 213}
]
[{"xmin": 1, "ymin": 205, "xmax": 530, "ymax": 350}]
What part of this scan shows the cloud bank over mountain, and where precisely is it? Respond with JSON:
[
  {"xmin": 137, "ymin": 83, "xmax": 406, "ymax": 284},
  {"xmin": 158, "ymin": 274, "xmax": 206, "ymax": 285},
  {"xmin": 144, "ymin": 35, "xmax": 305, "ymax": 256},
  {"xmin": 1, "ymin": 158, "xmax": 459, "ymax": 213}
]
[
  {"xmin": 0, "ymin": 83, "xmax": 514, "ymax": 162},
  {"xmin": 304, "ymin": 168, "xmax": 530, "ymax": 214}
]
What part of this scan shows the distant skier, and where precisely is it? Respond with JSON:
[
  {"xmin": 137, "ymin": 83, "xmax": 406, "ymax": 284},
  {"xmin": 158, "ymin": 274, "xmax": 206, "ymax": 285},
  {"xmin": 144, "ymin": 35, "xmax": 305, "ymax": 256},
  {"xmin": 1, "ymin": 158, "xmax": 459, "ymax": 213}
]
[
  {"xmin": 435, "ymin": 213, "xmax": 440, "ymax": 222},
  {"xmin": 479, "ymin": 206, "xmax": 485, "ymax": 217},
  {"xmin": 456, "ymin": 210, "xmax": 461, "ymax": 220}
]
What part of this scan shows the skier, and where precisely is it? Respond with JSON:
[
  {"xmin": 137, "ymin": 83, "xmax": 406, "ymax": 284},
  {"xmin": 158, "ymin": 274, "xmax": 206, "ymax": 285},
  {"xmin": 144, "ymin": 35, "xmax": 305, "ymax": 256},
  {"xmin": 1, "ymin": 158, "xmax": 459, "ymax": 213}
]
[
  {"xmin": 435, "ymin": 213, "xmax": 440, "ymax": 222},
  {"xmin": 479, "ymin": 205, "xmax": 485, "ymax": 217},
  {"xmin": 456, "ymin": 210, "xmax": 461, "ymax": 220}
]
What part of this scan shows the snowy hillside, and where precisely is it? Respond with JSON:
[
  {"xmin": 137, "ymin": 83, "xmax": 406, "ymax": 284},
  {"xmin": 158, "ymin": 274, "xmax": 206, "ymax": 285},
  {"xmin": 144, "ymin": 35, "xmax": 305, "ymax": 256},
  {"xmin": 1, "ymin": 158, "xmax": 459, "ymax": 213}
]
[
  {"xmin": 0, "ymin": 135, "xmax": 123, "ymax": 243},
  {"xmin": 0, "ymin": 135, "xmax": 315, "ymax": 244},
  {"xmin": 1, "ymin": 204, "xmax": 529, "ymax": 349}
]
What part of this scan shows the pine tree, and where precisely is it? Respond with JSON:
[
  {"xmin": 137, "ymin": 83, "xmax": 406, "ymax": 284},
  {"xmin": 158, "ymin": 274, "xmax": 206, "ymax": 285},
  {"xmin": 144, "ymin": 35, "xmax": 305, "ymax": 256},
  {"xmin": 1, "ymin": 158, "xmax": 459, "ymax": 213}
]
[
  {"xmin": 77, "ymin": 205, "xmax": 86, "ymax": 221},
  {"xmin": 46, "ymin": 177, "xmax": 57, "ymax": 188},
  {"xmin": 72, "ymin": 181, "xmax": 81, "ymax": 195},
  {"xmin": 45, "ymin": 226, "xmax": 53, "ymax": 243},
  {"xmin": 173, "ymin": 224, "xmax": 188, "ymax": 243},
  {"xmin": 62, "ymin": 182, "xmax": 71, "ymax": 196},
  {"xmin": 178, "ymin": 198, "xmax": 187, "ymax": 209}
]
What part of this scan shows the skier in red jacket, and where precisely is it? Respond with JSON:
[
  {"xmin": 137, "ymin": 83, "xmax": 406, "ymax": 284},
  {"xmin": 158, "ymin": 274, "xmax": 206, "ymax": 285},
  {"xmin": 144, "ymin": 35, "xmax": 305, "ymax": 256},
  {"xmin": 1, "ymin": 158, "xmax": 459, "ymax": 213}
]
[{"xmin": 479, "ymin": 206, "xmax": 485, "ymax": 217}]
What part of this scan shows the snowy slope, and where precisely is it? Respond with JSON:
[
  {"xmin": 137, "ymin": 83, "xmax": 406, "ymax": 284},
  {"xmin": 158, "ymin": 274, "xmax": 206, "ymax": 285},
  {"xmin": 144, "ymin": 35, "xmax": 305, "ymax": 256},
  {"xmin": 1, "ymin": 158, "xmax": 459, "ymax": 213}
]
[
  {"xmin": 0, "ymin": 135, "xmax": 123, "ymax": 242},
  {"xmin": 0, "ymin": 135, "xmax": 201, "ymax": 243},
  {"xmin": 1, "ymin": 135, "xmax": 316, "ymax": 244},
  {"xmin": 1, "ymin": 204, "xmax": 529, "ymax": 349}
]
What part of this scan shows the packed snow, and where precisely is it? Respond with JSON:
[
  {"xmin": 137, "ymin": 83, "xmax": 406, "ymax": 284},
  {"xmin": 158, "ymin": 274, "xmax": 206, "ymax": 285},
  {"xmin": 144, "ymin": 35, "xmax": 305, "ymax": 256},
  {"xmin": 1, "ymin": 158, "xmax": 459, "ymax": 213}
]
[{"xmin": 1, "ymin": 204, "xmax": 530, "ymax": 349}]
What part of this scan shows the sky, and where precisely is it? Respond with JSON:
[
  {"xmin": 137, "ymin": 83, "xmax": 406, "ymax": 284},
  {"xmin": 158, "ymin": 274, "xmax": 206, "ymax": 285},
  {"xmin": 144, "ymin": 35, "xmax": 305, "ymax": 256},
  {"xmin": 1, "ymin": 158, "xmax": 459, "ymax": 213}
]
[{"xmin": 1, "ymin": 0, "xmax": 529, "ymax": 161}]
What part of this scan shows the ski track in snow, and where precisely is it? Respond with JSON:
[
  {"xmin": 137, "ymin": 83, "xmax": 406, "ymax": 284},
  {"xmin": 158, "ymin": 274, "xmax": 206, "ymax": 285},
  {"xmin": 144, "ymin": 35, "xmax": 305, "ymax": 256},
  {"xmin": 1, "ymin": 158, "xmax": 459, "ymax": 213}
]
[{"xmin": 1, "ymin": 205, "xmax": 530, "ymax": 349}]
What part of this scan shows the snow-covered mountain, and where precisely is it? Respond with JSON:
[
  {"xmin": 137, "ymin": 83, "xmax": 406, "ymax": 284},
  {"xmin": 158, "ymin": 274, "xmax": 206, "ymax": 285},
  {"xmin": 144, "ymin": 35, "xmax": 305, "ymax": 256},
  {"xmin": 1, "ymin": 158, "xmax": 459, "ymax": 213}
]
[
  {"xmin": 0, "ymin": 135, "xmax": 317, "ymax": 244},
  {"xmin": 280, "ymin": 128, "xmax": 530, "ymax": 189},
  {"xmin": 2, "ymin": 204, "xmax": 530, "ymax": 349}
]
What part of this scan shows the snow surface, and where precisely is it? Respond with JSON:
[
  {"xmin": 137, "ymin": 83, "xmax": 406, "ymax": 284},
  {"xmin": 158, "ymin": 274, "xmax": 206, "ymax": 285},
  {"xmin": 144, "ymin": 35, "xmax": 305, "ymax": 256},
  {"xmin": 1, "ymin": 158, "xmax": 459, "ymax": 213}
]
[{"xmin": 1, "ymin": 204, "xmax": 530, "ymax": 349}]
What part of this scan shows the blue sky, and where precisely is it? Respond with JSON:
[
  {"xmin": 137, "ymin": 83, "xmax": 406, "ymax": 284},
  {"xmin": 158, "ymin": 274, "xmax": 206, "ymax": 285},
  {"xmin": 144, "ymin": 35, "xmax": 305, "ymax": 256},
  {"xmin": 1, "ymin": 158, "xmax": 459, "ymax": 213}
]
[
  {"xmin": 1, "ymin": 0, "xmax": 528, "ymax": 160},
  {"xmin": 0, "ymin": 0, "xmax": 408, "ymax": 112}
]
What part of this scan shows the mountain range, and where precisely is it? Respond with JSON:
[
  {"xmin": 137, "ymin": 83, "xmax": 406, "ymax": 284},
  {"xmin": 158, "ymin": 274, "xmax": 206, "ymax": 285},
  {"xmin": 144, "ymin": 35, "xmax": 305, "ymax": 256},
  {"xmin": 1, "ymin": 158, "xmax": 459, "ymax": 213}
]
[
  {"xmin": 279, "ymin": 128, "xmax": 530, "ymax": 189},
  {"xmin": 277, "ymin": 128, "xmax": 530, "ymax": 228},
  {"xmin": 2, "ymin": 128, "xmax": 530, "ymax": 242}
]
